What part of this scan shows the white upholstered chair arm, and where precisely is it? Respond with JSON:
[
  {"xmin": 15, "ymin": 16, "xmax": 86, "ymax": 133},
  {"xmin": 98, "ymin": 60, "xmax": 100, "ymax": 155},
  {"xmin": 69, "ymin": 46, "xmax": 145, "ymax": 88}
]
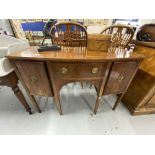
[
  {"xmin": 0, "ymin": 57, "xmax": 14, "ymax": 77},
  {"xmin": 0, "ymin": 47, "xmax": 8, "ymax": 57},
  {"xmin": 8, "ymin": 41, "xmax": 30, "ymax": 54}
]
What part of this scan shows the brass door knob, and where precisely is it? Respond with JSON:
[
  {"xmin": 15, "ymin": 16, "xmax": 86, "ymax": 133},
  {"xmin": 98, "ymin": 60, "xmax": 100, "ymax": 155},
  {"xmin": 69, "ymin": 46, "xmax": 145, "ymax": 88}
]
[
  {"xmin": 61, "ymin": 67, "xmax": 68, "ymax": 74},
  {"xmin": 118, "ymin": 75, "xmax": 125, "ymax": 82},
  {"xmin": 30, "ymin": 76, "xmax": 37, "ymax": 83},
  {"xmin": 92, "ymin": 67, "xmax": 99, "ymax": 74}
]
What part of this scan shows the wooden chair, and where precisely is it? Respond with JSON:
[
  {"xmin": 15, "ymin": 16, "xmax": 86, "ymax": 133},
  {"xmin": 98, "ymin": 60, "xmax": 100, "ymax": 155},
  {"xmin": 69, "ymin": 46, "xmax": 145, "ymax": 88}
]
[
  {"xmin": 100, "ymin": 24, "xmax": 134, "ymax": 52},
  {"xmin": 51, "ymin": 21, "xmax": 87, "ymax": 47},
  {"xmin": 51, "ymin": 22, "xmax": 88, "ymax": 88}
]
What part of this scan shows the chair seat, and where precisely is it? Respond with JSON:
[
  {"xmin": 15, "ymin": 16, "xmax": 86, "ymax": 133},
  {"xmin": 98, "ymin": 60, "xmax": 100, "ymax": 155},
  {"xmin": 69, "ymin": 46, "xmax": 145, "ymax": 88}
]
[
  {"xmin": 0, "ymin": 47, "xmax": 8, "ymax": 57},
  {"xmin": 0, "ymin": 35, "xmax": 30, "ymax": 77},
  {"xmin": 0, "ymin": 57, "xmax": 14, "ymax": 77}
]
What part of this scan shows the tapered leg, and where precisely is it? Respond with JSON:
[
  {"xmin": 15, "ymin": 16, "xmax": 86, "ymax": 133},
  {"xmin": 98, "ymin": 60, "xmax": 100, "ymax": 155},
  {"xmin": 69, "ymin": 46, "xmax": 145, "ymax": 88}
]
[
  {"xmin": 112, "ymin": 93, "xmax": 124, "ymax": 110},
  {"xmin": 94, "ymin": 96, "xmax": 102, "ymax": 114},
  {"xmin": 30, "ymin": 95, "xmax": 41, "ymax": 113},
  {"xmin": 55, "ymin": 96, "xmax": 63, "ymax": 115},
  {"xmin": 12, "ymin": 85, "xmax": 32, "ymax": 114},
  {"xmin": 90, "ymin": 83, "xmax": 93, "ymax": 88},
  {"xmin": 10, "ymin": 63, "xmax": 41, "ymax": 113},
  {"xmin": 80, "ymin": 82, "xmax": 84, "ymax": 89}
]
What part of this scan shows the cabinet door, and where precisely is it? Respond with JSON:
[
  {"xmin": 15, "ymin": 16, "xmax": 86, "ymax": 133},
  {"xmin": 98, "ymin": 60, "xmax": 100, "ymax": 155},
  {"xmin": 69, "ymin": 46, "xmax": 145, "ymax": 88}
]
[
  {"xmin": 104, "ymin": 61, "xmax": 138, "ymax": 94},
  {"xmin": 15, "ymin": 61, "xmax": 53, "ymax": 96},
  {"xmin": 145, "ymin": 94, "xmax": 155, "ymax": 108}
]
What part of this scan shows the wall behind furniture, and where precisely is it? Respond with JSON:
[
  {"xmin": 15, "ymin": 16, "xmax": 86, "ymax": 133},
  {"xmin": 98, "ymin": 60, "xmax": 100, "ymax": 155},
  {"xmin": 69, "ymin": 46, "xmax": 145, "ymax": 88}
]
[
  {"xmin": 0, "ymin": 19, "xmax": 14, "ymax": 36},
  {"xmin": 87, "ymin": 19, "xmax": 113, "ymax": 34}
]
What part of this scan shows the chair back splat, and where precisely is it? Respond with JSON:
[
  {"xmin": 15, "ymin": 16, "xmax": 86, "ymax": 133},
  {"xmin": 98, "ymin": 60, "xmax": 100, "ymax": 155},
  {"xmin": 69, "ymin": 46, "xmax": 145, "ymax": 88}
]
[
  {"xmin": 100, "ymin": 24, "xmax": 134, "ymax": 52},
  {"xmin": 51, "ymin": 22, "xmax": 88, "ymax": 47}
]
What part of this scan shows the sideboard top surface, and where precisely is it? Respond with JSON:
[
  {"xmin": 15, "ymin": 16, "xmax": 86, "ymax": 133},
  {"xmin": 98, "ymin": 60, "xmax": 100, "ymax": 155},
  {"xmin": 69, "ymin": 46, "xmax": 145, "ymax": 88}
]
[{"xmin": 7, "ymin": 47, "xmax": 144, "ymax": 62}]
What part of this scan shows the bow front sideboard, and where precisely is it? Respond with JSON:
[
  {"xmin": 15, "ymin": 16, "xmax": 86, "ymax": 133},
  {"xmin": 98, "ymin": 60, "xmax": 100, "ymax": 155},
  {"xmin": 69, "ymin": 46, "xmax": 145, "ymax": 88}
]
[{"xmin": 7, "ymin": 47, "xmax": 144, "ymax": 115}]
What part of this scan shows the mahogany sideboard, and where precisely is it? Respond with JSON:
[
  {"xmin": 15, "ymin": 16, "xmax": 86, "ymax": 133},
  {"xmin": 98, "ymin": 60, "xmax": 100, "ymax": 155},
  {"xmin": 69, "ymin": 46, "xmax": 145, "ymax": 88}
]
[{"xmin": 7, "ymin": 47, "xmax": 144, "ymax": 115}]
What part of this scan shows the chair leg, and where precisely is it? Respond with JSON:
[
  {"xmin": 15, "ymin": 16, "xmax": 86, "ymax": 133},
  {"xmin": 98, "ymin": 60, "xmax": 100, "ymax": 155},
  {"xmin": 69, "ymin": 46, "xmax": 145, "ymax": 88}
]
[
  {"xmin": 80, "ymin": 82, "xmax": 84, "ymax": 89},
  {"xmin": 12, "ymin": 85, "xmax": 32, "ymax": 114}
]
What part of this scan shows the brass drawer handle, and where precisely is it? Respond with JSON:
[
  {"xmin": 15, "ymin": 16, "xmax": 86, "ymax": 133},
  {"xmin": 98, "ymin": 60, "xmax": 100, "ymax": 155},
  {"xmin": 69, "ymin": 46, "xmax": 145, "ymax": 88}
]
[
  {"xmin": 92, "ymin": 67, "xmax": 99, "ymax": 74},
  {"xmin": 61, "ymin": 67, "xmax": 68, "ymax": 74},
  {"xmin": 118, "ymin": 75, "xmax": 125, "ymax": 82},
  {"xmin": 30, "ymin": 76, "xmax": 37, "ymax": 83}
]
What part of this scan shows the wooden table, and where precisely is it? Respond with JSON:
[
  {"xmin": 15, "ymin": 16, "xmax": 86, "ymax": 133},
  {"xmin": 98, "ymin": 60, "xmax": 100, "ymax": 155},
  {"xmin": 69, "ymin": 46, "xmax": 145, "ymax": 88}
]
[{"xmin": 7, "ymin": 47, "xmax": 144, "ymax": 115}]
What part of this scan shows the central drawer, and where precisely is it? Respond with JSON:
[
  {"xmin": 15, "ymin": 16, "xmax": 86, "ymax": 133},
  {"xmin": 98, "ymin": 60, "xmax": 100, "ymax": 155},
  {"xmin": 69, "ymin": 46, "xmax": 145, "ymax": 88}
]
[{"xmin": 47, "ymin": 62, "xmax": 109, "ymax": 79}]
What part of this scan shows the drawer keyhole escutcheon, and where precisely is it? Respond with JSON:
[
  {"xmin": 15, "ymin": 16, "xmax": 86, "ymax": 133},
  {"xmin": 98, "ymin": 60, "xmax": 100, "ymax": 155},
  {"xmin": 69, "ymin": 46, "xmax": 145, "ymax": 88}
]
[
  {"xmin": 61, "ymin": 67, "xmax": 68, "ymax": 74},
  {"xmin": 92, "ymin": 67, "xmax": 99, "ymax": 74},
  {"xmin": 118, "ymin": 75, "xmax": 125, "ymax": 82},
  {"xmin": 30, "ymin": 76, "xmax": 37, "ymax": 83}
]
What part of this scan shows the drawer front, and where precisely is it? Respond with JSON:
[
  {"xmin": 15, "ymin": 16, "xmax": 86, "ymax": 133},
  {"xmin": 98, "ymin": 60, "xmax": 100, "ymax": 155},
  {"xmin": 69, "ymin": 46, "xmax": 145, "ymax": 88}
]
[
  {"xmin": 15, "ymin": 61, "xmax": 52, "ymax": 96},
  {"xmin": 47, "ymin": 62, "xmax": 110, "ymax": 79},
  {"xmin": 104, "ymin": 61, "xmax": 138, "ymax": 94}
]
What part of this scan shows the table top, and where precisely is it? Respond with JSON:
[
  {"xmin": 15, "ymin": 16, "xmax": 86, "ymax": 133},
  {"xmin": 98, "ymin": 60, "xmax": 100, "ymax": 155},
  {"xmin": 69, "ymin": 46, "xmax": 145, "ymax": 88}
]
[{"xmin": 7, "ymin": 47, "xmax": 144, "ymax": 62}]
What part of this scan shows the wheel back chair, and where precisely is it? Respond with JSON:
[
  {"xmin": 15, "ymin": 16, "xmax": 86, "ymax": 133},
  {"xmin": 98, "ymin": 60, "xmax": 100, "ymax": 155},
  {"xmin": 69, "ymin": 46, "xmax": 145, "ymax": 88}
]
[
  {"xmin": 51, "ymin": 22, "xmax": 88, "ymax": 88},
  {"xmin": 100, "ymin": 24, "xmax": 134, "ymax": 52},
  {"xmin": 51, "ymin": 21, "xmax": 88, "ymax": 47}
]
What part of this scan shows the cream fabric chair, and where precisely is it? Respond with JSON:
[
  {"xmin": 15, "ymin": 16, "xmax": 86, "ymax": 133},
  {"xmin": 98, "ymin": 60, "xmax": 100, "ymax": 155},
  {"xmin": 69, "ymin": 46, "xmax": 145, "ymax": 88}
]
[
  {"xmin": 0, "ymin": 34, "xmax": 32, "ymax": 114},
  {"xmin": 0, "ymin": 35, "xmax": 30, "ymax": 77}
]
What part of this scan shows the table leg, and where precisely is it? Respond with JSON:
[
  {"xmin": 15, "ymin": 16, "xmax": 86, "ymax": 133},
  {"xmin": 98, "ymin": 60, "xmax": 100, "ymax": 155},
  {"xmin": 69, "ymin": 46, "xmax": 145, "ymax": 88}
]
[
  {"xmin": 47, "ymin": 69, "xmax": 63, "ymax": 115},
  {"xmin": 80, "ymin": 82, "xmax": 84, "ymax": 88},
  {"xmin": 112, "ymin": 93, "xmax": 124, "ymax": 110},
  {"xmin": 94, "ymin": 96, "xmax": 102, "ymax": 114},
  {"xmin": 55, "ymin": 96, "xmax": 63, "ymax": 115},
  {"xmin": 30, "ymin": 95, "xmax": 41, "ymax": 113},
  {"xmin": 11, "ymin": 62, "xmax": 41, "ymax": 113}
]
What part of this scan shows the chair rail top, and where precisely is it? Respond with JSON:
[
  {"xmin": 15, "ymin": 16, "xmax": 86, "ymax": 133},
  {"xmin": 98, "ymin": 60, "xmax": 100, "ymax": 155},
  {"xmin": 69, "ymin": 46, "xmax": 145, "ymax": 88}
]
[
  {"xmin": 100, "ymin": 24, "xmax": 134, "ymax": 34},
  {"xmin": 50, "ymin": 21, "xmax": 88, "ymax": 35}
]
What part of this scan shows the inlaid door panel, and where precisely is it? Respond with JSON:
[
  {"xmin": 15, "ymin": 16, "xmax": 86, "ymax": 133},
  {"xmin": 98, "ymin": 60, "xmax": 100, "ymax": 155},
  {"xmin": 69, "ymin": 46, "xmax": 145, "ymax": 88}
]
[
  {"xmin": 104, "ymin": 61, "xmax": 138, "ymax": 94},
  {"xmin": 15, "ymin": 61, "xmax": 53, "ymax": 96}
]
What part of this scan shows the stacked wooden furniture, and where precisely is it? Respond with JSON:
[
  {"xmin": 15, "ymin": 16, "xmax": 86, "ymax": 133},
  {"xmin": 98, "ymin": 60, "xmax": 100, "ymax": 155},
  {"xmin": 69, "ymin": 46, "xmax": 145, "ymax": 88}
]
[{"xmin": 122, "ymin": 40, "xmax": 155, "ymax": 115}]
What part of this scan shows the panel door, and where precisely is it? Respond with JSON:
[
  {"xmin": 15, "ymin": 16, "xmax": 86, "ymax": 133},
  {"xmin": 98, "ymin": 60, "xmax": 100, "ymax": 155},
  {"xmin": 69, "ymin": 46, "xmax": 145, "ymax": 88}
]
[
  {"xmin": 104, "ymin": 61, "xmax": 138, "ymax": 94},
  {"xmin": 15, "ymin": 61, "xmax": 53, "ymax": 96}
]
